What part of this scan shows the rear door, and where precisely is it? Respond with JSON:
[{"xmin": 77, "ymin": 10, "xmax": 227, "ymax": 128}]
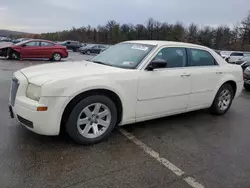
[
  {"xmin": 186, "ymin": 48, "xmax": 223, "ymax": 110},
  {"xmin": 20, "ymin": 41, "xmax": 41, "ymax": 58},
  {"xmin": 40, "ymin": 41, "xmax": 55, "ymax": 58}
]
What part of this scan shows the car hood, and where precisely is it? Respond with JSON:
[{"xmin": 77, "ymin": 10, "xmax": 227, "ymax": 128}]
[
  {"xmin": 20, "ymin": 61, "xmax": 127, "ymax": 86},
  {"xmin": 0, "ymin": 42, "xmax": 14, "ymax": 49}
]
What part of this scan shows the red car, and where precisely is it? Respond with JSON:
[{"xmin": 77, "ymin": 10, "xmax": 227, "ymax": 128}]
[{"xmin": 0, "ymin": 39, "xmax": 68, "ymax": 61}]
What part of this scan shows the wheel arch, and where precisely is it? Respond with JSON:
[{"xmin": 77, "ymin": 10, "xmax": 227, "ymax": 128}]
[
  {"xmin": 213, "ymin": 79, "xmax": 237, "ymax": 101},
  {"xmin": 223, "ymin": 80, "xmax": 237, "ymax": 98},
  {"xmin": 60, "ymin": 88, "xmax": 123, "ymax": 132}
]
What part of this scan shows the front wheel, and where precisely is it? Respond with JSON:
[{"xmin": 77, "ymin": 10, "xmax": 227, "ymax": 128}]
[
  {"xmin": 10, "ymin": 51, "xmax": 20, "ymax": 60},
  {"xmin": 210, "ymin": 83, "xmax": 234, "ymax": 115},
  {"xmin": 66, "ymin": 95, "xmax": 117, "ymax": 145},
  {"xmin": 86, "ymin": 50, "xmax": 91, "ymax": 55}
]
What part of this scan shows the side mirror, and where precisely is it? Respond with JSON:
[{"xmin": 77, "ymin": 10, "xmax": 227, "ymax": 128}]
[
  {"xmin": 147, "ymin": 59, "xmax": 168, "ymax": 71},
  {"xmin": 22, "ymin": 44, "xmax": 26, "ymax": 47}
]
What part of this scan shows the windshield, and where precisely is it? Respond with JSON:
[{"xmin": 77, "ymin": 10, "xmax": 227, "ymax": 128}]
[
  {"xmin": 14, "ymin": 40, "xmax": 30, "ymax": 46},
  {"xmin": 92, "ymin": 43, "xmax": 155, "ymax": 69}
]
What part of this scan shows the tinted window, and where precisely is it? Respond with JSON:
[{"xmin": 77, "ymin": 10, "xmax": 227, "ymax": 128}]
[
  {"xmin": 71, "ymin": 41, "xmax": 78, "ymax": 45},
  {"xmin": 25, "ymin": 41, "xmax": 40, "ymax": 47},
  {"xmin": 188, "ymin": 48, "xmax": 216, "ymax": 66},
  {"xmin": 231, "ymin": 52, "xmax": 244, "ymax": 56},
  {"xmin": 41, "ymin": 42, "xmax": 54, "ymax": 46},
  {"xmin": 153, "ymin": 47, "xmax": 187, "ymax": 68}
]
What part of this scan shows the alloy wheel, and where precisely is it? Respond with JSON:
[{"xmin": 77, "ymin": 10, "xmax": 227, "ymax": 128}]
[
  {"xmin": 54, "ymin": 53, "xmax": 61, "ymax": 61},
  {"xmin": 77, "ymin": 103, "xmax": 111, "ymax": 138},
  {"xmin": 218, "ymin": 89, "xmax": 232, "ymax": 111}
]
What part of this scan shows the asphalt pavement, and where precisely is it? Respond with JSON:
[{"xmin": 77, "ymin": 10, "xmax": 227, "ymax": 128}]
[{"xmin": 0, "ymin": 52, "xmax": 250, "ymax": 188}]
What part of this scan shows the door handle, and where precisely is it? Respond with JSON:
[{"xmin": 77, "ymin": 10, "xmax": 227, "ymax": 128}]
[{"xmin": 181, "ymin": 73, "xmax": 191, "ymax": 77}]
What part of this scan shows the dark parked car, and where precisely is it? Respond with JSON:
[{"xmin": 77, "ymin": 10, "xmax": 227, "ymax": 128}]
[
  {"xmin": 0, "ymin": 39, "xmax": 68, "ymax": 61},
  {"xmin": 243, "ymin": 66, "xmax": 250, "ymax": 91},
  {"xmin": 79, "ymin": 44, "xmax": 107, "ymax": 55},
  {"xmin": 60, "ymin": 40, "xmax": 81, "ymax": 52}
]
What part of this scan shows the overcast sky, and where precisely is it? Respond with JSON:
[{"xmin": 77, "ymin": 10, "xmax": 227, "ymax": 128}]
[{"xmin": 0, "ymin": 0, "xmax": 249, "ymax": 33}]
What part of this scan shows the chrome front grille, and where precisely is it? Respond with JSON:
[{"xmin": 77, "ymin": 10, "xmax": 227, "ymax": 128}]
[{"xmin": 10, "ymin": 77, "xmax": 19, "ymax": 106}]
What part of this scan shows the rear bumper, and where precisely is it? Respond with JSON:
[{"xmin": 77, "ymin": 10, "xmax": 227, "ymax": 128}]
[{"xmin": 235, "ymin": 81, "xmax": 244, "ymax": 97}]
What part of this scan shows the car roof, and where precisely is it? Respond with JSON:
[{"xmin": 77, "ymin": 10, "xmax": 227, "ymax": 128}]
[
  {"xmin": 24, "ymin": 39, "xmax": 56, "ymax": 43},
  {"xmin": 123, "ymin": 40, "xmax": 210, "ymax": 50}
]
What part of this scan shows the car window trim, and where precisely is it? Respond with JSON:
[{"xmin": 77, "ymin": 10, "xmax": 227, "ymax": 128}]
[
  {"xmin": 144, "ymin": 46, "xmax": 188, "ymax": 70},
  {"xmin": 186, "ymin": 47, "xmax": 219, "ymax": 67}
]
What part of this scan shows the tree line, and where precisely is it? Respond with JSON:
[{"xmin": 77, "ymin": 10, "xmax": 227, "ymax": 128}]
[{"xmin": 26, "ymin": 11, "xmax": 250, "ymax": 51}]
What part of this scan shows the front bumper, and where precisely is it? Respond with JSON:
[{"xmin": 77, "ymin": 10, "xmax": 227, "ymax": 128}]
[{"xmin": 9, "ymin": 71, "xmax": 70, "ymax": 136}]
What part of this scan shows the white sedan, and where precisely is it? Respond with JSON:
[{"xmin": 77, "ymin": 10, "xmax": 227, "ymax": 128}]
[{"xmin": 9, "ymin": 40, "xmax": 243, "ymax": 145}]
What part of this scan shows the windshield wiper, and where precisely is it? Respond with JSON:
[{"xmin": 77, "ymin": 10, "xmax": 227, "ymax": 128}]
[{"xmin": 92, "ymin": 60, "xmax": 115, "ymax": 67}]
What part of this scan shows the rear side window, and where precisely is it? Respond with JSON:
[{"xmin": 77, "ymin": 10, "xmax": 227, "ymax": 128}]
[
  {"xmin": 231, "ymin": 52, "xmax": 244, "ymax": 56},
  {"xmin": 41, "ymin": 42, "xmax": 54, "ymax": 46},
  {"xmin": 25, "ymin": 41, "xmax": 40, "ymax": 47},
  {"xmin": 187, "ymin": 48, "xmax": 217, "ymax": 66},
  {"xmin": 71, "ymin": 41, "xmax": 78, "ymax": 45}
]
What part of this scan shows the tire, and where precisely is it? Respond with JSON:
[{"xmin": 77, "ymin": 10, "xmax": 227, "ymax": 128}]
[
  {"xmin": 210, "ymin": 83, "xmax": 234, "ymax": 115},
  {"xmin": 10, "ymin": 51, "xmax": 20, "ymax": 60},
  {"xmin": 244, "ymin": 83, "xmax": 250, "ymax": 91},
  {"xmin": 52, "ymin": 53, "xmax": 62, "ymax": 61},
  {"xmin": 86, "ymin": 50, "xmax": 91, "ymax": 55},
  {"xmin": 65, "ymin": 95, "xmax": 117, "ymax": 145},
  {"xmin": 73, "ymin": 48, "xmax": 77, "ymax": 52}
]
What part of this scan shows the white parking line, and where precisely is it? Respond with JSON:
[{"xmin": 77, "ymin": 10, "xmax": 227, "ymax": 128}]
[{"xmin": 118, "ymin": 128, "xmax": 205, "ymax": 188}]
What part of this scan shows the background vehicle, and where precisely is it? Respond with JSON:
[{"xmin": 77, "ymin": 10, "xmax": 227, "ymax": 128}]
[
  {"xmin": 79, "ymin": 44, "xmax": 107, "ymax": 54},
  {"xmin": 60, "ymin": 40, "xmax": 81, "ymax": 52},
  {"xmin": 9, "ymin": 41, "xmax": 243, "ymax": 145},
  {"xmin": 235, "ymin": 56, "xmax": 250, "ymax": 70},
  {"xmin": 0, "ymin": 37, "xmax": 12, "ymax": 42},
  {"xmin": 220, "ymin": 51, "xmax": 232, "ymax": 59},
  {"xmin": 227, "ymin": 52, "xmax": 244, "ymax": 63},
  {"xmin": 243, "ymin": 67, "xmax": 250, "ymax": 91},
  {"xmin": 0, "ymin": 39, "xmax": 68, "ymax": 61}
]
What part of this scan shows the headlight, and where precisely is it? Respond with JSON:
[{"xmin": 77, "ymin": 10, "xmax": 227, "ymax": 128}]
[{"xmin": 26, "ymin": 84, "xmax": 41, "ymax": 101}]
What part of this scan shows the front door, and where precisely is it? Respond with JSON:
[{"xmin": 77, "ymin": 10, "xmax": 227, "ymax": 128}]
[
  {"xmin": 20, "ymin": 41, "xmax": 41, "ymax": 58},
  {"xmin": 136, "ymin": 47, "xmax": 191, "ymax": 121},
  {"xmin": 186, "ymin": 48, "xmax": 223, "ymax": 110}
]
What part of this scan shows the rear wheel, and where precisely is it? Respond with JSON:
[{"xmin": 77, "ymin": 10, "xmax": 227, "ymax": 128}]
[
  {"xmin": 210, "ymin": 83, "xmax": 234, "ymax": 115},
  {"xmin": 86, "ymin": 50, "xmax": 91, "ymax": 55},
  {"xmin": 52, "ymin": 53, "xmax": 61, "ymax": 61},
  {"xmin": 65, "ymin": 95, "xmax": 117, "ymax": 145}
]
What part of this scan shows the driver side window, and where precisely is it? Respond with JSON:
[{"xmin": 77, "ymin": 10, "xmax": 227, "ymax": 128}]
[{"xmin": 153, "ymin": 47, "xmax": 187, "ymax": 68}]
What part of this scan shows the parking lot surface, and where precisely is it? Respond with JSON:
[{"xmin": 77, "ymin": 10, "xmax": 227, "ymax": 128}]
[{"xmin": 1, "ymin": 52, "xmax": 250, "ymax": 188}]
